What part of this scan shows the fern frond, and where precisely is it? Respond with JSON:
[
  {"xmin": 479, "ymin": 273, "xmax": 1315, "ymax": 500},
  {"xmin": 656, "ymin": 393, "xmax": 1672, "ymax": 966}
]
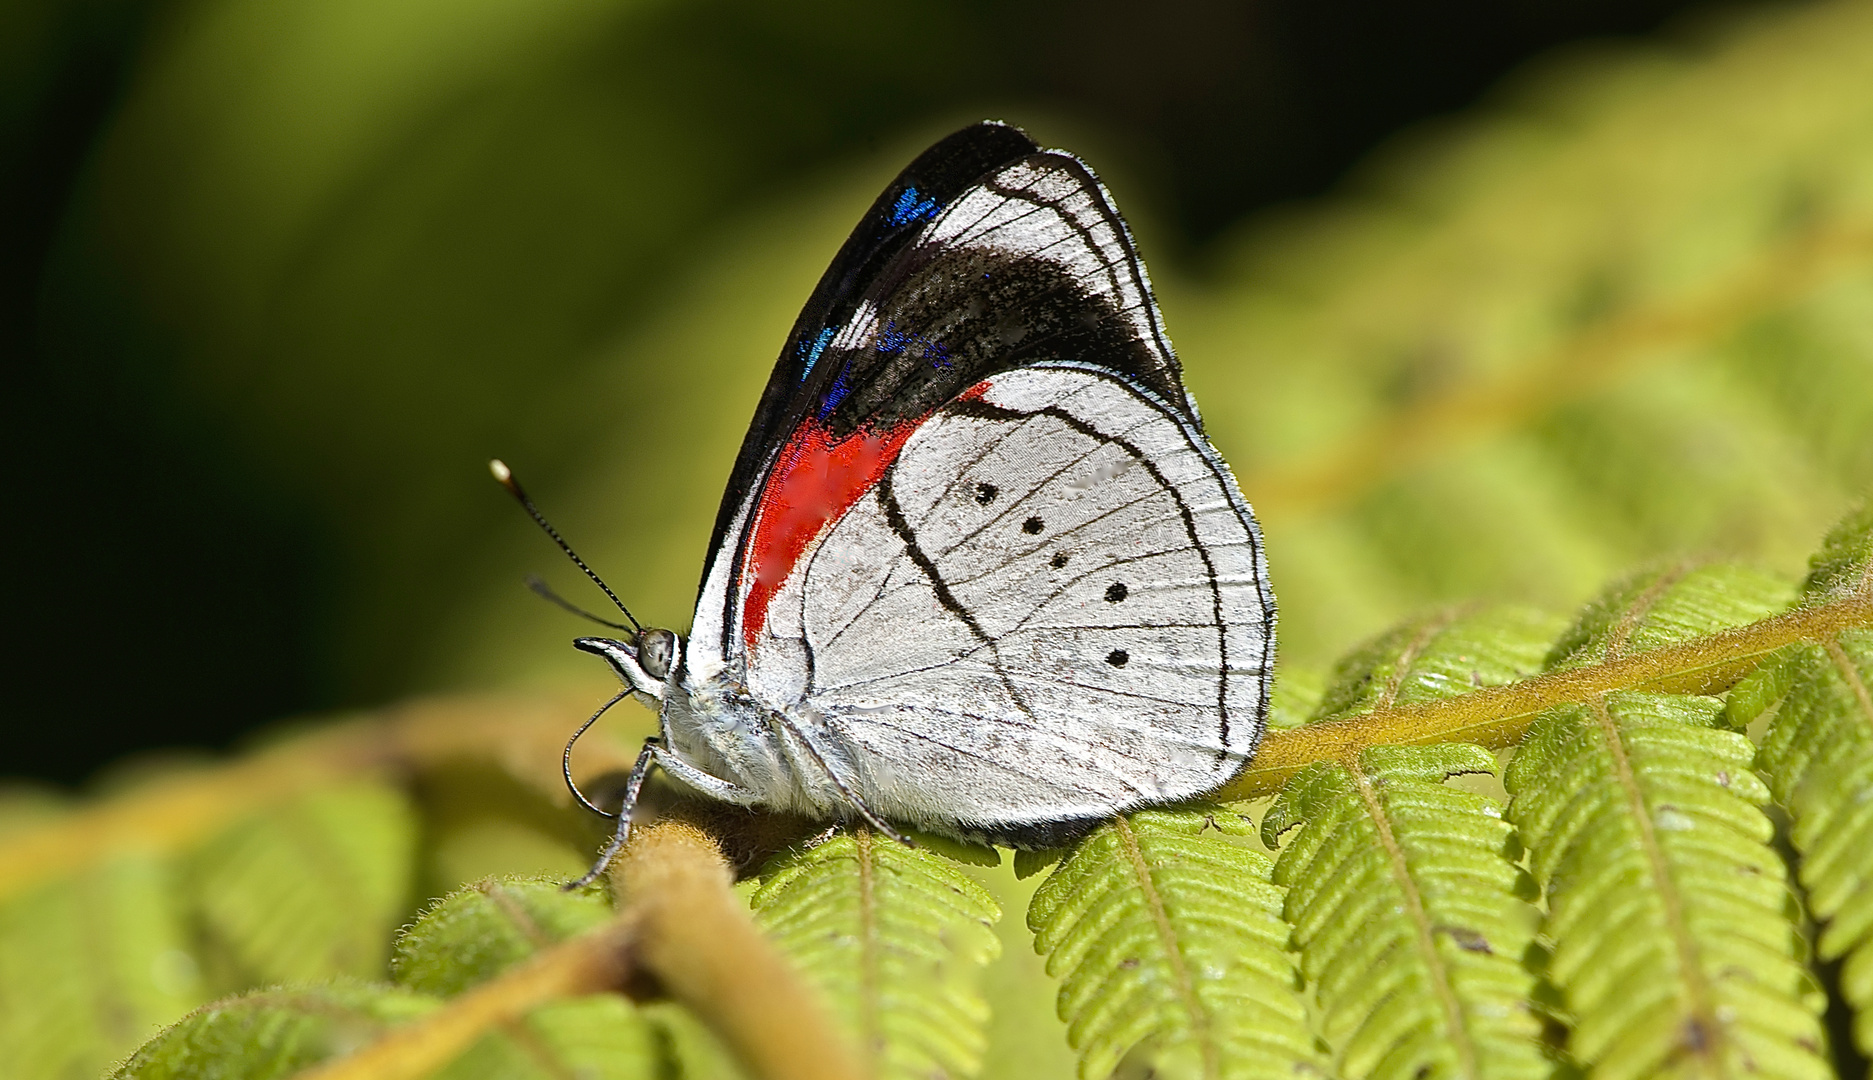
[
  {"xmin": 1545, "ymin": 563, "xmax": 1795, "ymax": 670},
  {"xmin": 751, "ymin": 828, "xmax": 1002, "ymax": 1080},
  {"xmin": 1504, "ymin": 691, "xmax": 1826, "ymax": 1080},
  {"xmin": 392, "ymin": 877, "xmax": 612, "ymax": 996},
  {"xmin": 1226, "ymin": 588, "xmax": 1873, "ymax": 799},
  {"xmin": 109, "ymin": 979, "xmax": 441, "ymax": 1080},
  {"xmin": 188, "ymin": 781, "xmax": 418, "ymax": 985},
  {"xmin": 1263, "ymin": 605, "xmax": 1556, "ymax": 1079},
  {"xmin": 0, "ymin": 851, "xmax": 203, "ymax": 1080},
  {"xmin": 1026, "ymin": 810, "xmax": 1322, "ymax": 1080},
  {"xmin": 1263, "ymin": 744, "xmax": 1550, "ymax": 1080},
  {"xmin": 125, "ymin": 879, "xmax": 655, "ymax": 1080},
  {"xmin": 1314, "ymin": 605, "xmax": 1564, "ymax": 721},
  {"xmin": 1727, "ymin": 504, "xmax": 1873, "ymax": 1059}
]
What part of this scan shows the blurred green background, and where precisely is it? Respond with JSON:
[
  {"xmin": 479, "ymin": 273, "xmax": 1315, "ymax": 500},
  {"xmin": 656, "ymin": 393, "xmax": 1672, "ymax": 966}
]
[{"xmin": 10, "ymin": 0, "xmax": 1868, "ymax": 785}]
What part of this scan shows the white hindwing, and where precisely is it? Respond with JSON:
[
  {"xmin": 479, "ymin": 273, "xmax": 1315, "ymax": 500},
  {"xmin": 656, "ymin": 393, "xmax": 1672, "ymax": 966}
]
[{"xmin": 747, "ymin": 366, "xmax": 1273, "ymax": 830}]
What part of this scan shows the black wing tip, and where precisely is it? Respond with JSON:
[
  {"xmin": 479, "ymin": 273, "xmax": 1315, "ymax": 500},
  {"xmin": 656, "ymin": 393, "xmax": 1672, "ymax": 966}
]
[
  {"xmin": 918, "ymin": 119, "xmax": 1038, "ymax": 162},
  {"xmin": 891, "ymin": 121, "xmax": 1041, "ymax": 206}
]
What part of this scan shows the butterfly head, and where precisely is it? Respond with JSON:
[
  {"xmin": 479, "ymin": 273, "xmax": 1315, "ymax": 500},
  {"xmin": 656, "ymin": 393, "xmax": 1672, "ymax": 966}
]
[{"xmin": 575, "ymin": 629, "xmax": 681, "ymax": 703}]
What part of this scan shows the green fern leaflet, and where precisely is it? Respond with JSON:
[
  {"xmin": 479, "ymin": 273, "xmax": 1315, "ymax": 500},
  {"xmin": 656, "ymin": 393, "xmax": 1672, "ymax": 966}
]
[
  {"xmin": 751, "ymin": 829, "xmax": 1003, "ymax": 1080},
  {"xmin": 1027, "ymin": 809, "xmax": 1324, "ymax": 1080}
]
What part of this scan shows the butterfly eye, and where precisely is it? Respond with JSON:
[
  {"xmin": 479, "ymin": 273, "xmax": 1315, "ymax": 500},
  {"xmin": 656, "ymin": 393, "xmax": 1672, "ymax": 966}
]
[{"xmin": 637, "ymin": 629, "xmax": 679, "ymax": 681}]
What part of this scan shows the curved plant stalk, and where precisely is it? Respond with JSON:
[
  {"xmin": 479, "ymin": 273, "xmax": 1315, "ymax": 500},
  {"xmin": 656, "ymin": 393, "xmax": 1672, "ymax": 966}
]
[
  {"xmin": 617, "ymin": 820, "xmax": 864, "ymax": 1080},
  {"xmin": 1223, "ymin": 588, "xmax": 1873, "ymax": 800},
  {"xmin": 0, "ymin": 693, "xmax": 633, "ymax": 904},
  {"xmin": 294, "ymin": 819, "xmax": 860, "ymax": 1080}
]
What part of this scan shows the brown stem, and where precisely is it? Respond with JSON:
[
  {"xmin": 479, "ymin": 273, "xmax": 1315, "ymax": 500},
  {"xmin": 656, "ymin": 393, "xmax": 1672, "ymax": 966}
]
[
  {"xmin": 8, "ymin": 594, "xmax": 1869, "ymax": 904},
  {"xmin": 0, "ymin": 692, "xmax": 633, "ymax": 903},
  {"xmin": 1221, "ymin": 589, "xmax": 1873, "ymax": 800},
  {"xmin": 294, "ymin": 916, "xmax": 639, "ymax": 1080},
  {"xmin": 616, "ymin": 819, "xmax": 866, "ymax": 1080},
  {"xmin": 292, "ymin": 819, "xmax": 862, "ymax": 1080}
]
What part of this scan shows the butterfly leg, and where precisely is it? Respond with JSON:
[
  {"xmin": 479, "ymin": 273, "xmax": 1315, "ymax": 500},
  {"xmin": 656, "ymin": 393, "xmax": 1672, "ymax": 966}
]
[
  {"xmin": 563, "ymin": 736, "xmax": 658, "ymax": 891},
  {"xmin": 649, "ymin": 743, "xmax": 767, "ymax": 805},
  {"xmin": 565, "ymin": 739, "xmax": 772, "ymax": 891}
]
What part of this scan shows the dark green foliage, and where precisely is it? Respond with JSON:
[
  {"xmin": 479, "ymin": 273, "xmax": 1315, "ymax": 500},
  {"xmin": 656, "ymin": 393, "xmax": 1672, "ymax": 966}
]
[
  {"xmin": 1264, "ymin": 745, "xmax": 1551, "ymax": 1080},
  {"xmin": 190, "ymin": 781, "xmax": 418, "ymax": 986},
  {"xmin": 1506, "ymin": 692, "xmax": 1827, "ymax": 1080},
  {"xmin": 392, "ymin": 876, "xmax": 612, "ymax": 996},
  {"xmin": 109, "ymin": 980, "xmax": 440, "ymax": 1080},
  {"xmin": 752, "ymin": 830, "xmax": 1003, "ymax": 1080},
  {"xmin": 1027, "ymin": 810, "xmax": 1323, "ymax": 1080}
]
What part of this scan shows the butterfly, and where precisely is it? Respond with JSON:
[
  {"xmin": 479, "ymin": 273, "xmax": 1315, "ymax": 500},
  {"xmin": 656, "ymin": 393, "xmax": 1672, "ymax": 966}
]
[{"xmin": 498, "ymin": 120, "xmax": 1275, "ymax": 887}]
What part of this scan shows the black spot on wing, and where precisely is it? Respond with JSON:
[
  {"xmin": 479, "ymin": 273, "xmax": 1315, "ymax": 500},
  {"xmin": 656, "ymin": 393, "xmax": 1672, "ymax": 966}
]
[
  {"xmin": 878, "ymin": 475, "xmax": 990, "ymax": 641},
  {"xmin": 875, "ymin": 466, "xmax": 1039, "ymax": 724},
  {"xmin": 946, "ymin": 392, "xmax": 1235, "ymax": 745},
  {"xmin": 1104, "ymin": 582, "xmax": 1128, "ymax": 603},
  {"xmin": 1022, "ymin": 515, "xmax": 1044, "ymax": 535}
]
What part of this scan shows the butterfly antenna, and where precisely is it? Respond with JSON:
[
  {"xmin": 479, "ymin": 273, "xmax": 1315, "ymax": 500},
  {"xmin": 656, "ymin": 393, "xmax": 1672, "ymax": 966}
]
[
  {"xmin": 489, "ymin": 459, "xmax": 642, "ymax": 634},
  {"xmin": 525, "ymin": 574, "xmax": 634, "ymax": 632}
]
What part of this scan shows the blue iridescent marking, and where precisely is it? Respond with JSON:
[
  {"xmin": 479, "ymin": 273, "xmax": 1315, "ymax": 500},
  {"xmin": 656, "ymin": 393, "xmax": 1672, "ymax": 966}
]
[
  {"xmin": 797, "ymin": 326, "xmax": 836, "ymax": 381},
  {"xmin": 876, "ymin": 320, "xmax": 952, "ymax": 370},
  {"xmin": 820, "ymin": 363, "xmax": 854, "ymax": 417},
  {"xmin": 886, "ymin": 186, "xmax": 940, "ymax": 227}
]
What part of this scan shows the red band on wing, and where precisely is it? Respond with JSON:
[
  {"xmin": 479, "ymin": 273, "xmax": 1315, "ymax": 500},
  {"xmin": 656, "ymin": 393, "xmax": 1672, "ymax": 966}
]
[{"xmin": 740, "ymin": 418, "xmax": 917, "ymax": 647}]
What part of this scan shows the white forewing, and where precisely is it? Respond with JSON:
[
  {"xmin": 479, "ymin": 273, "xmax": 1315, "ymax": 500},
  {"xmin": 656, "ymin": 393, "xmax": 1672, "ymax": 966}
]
[{"xmin": 746, "ymin": 367, "xmax": 1273, "ymax": 830}]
